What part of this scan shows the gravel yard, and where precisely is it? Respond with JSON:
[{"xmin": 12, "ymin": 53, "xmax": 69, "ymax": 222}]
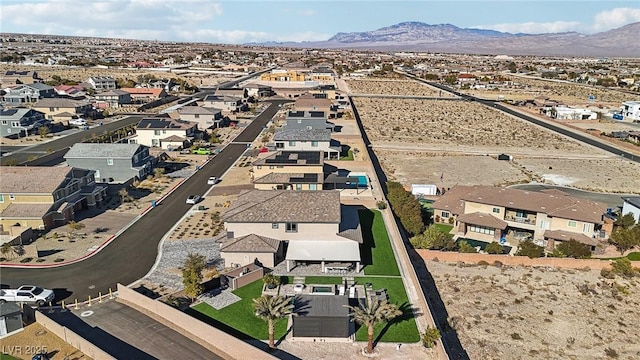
[{"xmin": 425, "ymin": 260, "xmax": 640, "ymax": 360}]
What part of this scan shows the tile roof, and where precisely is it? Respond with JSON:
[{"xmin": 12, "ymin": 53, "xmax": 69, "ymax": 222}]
[
  {"xmin": 273, "ymin": 128, "xmax": 331, "ymax": 141},
  {"xmin": 96, "ymin": 89, "xmax": 130, "ymax": 96},
  {"xmin": 544, "ymin": 230, "xmax": 599, "ymax": 246},
  {"xmin": 34, "ymin": 98, "xmax": 91, "ymax": 108},
  {"xmin": 456, "ymin": 212, "xmax": 508, "ymax": 230},
  {"xmin": 222, "ymin": 190, "xmax": 341, "ymax": 223},
  {"xmin": 137, "ymin": 118, "xmax": 195, "ymax": 130},
  {"xmin": 64, "ymin": 143, "xmax": 144, "ymax": 159},
  {"xmin": 0, "ymin": 203, "xmax": 52, "ymax": 218},
  {"xmin": 120, "ymin": 88, "xmax": 165, "ymax": 97},
  {"xmin": 221, "ymin": 234, "xmax": 281, "ymax": 253},
  {"xmin": 253, "ymin": 173, "xmax": 320, "ymax": 184},
  {"xmin": 178, "ymin": 106, "xmax": 218, "ymax": 115},
  {"xmin": 0, "ymin": 166, "xmax": 72, "ymax": 193},
  {"xmin": 253, "ymin": 151, "xmax": 324, "ymax": 166}
]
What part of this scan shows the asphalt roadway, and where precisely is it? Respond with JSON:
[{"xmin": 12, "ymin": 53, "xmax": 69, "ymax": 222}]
[{"xmin": 0, "ymin": 100, "xmax": 289, "ymax": 301}]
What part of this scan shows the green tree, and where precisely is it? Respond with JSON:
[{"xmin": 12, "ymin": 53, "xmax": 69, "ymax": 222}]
[
  {"xmin": 182, "ymin": 253, "xmax": 205, "ymax": 301},
  {"xmin": 555, "ymin": 239, "xmax": 592, "ymax": 259},
  {"xmin": 485, "ymin": 241, "xmax": 503, "ymax": 254},
  {"xmin": 262, "ymin": 273, "xmax": 281, "ymax": 289},
  {"xmin": 608, "ymin": 227, "xmax": 640, "ymax": 255},
  {"xmin": 610, "ymin": 258, "xmax": 636, "ymax": 278},
  {"xmin": 516, "ymin": 239, "xmax": 544, "ymax": 258},
  {"xmin": 615, "ymin": 213, "xmax": 637, "ymax": 229},
  {"xmin": 421, "ymin": 326, "xmax": 441, "ymax": 348},
  {"xmin": 346, "ymin": 299, "xmax": 402, "ymax": 354},
  {"xmin": 457, "ymin": 240, "xmax": 477, "ymax": 253},
  {"xmin": 506, "ymin": 62, "xmax": 517, "ymax": 73},
  {"xmin": 443, "ymin": 74, "xmax": 457, "ymax": 85},
  {"xmin": 386, "ymin": 181, "xmax": 424, "ymax": 235},
  {"xmin": 253, "ymin": 295, "xmax": 295, "ymax": 349},
  {"xmin": 410, "ymin": 225, "xmax": 455, "ymax": 251},
  {"xmin": 67, "ymin": 220, "xmax": 86, "ymax": 239}
]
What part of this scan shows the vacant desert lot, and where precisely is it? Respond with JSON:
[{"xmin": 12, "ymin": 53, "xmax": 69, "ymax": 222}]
[
  {"xmin": 426, "ymin": 261, "xmax": 640, "ymax": 360},
  {"xmin": 346, "ymin": 79, "xmax": 453, "ymax": 97}
]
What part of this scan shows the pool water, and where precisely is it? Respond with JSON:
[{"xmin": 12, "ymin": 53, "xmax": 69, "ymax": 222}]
[
  {"xmin": 311, "ymin": 285, "xmax": 335, "ymax": 294},
  {"xmin": 355, "ymin": 175, "xmax": 368, "ymax": 186}
]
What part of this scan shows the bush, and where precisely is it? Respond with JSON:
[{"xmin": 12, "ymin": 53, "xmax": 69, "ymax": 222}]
[
  {"xmin": 611, "ymin": 258, "xmax": 635, "ymax": 278},
  {"xmin": 54, "ymin": 258, "xmax": 64, "ymax": 263},
  {"xmin": 600, "ymin": 268, "xmax": 616, "ymax": 279},
  {"xmin": 376, "ymin": 200, "xmax": 387, "ymax": 210},
  {"xmin": 511, "ymin": 333, "xmax": 523, "ymax": 340},
  {"xmin": 478, "ymin": 260, "xmax": 489, "ymax": 266},
  {"xmin": 556, "ymin": 239, "xmax": 591, "ymax": 259},
  {"xmin": 20, "ymin": 257, "xmax": 33, "ymax": 263},
  {"xmin": 421, "ymin": 326, "xmax": 441, "ymax": 348},
  {"xmin": 516, "ymin": 239, "xmax": 544, "ymax": 258},
  {"xmin": 492, "ymin": 261, "xmax": 503, "ymax": 268},
  {"xmin": 457, "ymin": 240, "xmax": 477, "ymax": 253},
  {"xmin": 485, "ymin": 241, "xmax": 503, "ymax": 254}
]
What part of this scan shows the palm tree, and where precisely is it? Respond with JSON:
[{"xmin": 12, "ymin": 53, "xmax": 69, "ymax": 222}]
[
  {"xmin": 346, "ymin": 298, "xmax": 402, "ymax": 354},
  {"xmin": 253, "ymin": 295, "xmax": 295, "ymax": 349}
]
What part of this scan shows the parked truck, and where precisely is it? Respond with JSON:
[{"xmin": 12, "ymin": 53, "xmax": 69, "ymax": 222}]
[{"xmin": 0, "ymin": 285, "xmax": 55, "ymax": 306}]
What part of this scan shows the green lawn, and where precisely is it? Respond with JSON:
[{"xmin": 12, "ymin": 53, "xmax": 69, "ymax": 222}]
[
  {"xmin": 627, "ymin": 252, "xmax": 640, "ymax": 261},
  {"xmin": 340, "ymin": 149, "xmax": 354, "ymax": 160},
  {"xmin": 433, "ymin": 223, "xmax": 453, "ymax": 234},
  {"xmin": 190, "ymin": 279, "xmax": 288, "ymax": 340},
  {"xmin": 359, "ymin": 209, "xmax": 401, "ymax": 276},
  {"xmin": 1, "ymin": 355, "xmax": 20, "ymax": 360}
]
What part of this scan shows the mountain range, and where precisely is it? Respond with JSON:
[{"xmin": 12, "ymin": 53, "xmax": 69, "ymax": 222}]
[{"xmin": 257, "ymin": 21, "xmax": 640, "ymax": 57}]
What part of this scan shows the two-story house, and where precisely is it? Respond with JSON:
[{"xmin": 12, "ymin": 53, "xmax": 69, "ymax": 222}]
[
  {"xmin": 173, "ymin": 106, "xmax": 223, "ymax": 130},
  {"xmin": 32, "ymin": 98, "xmax": 94, "ymax": 122},
  {"xmin": 621, "ymin": 196, "xmax": 640, "ymax": 223},
  {"xmin": 220, "ymin": 190, "xmax": 362, "ymax": 272},
  {"xmin": 243, "ymin": 83, "xmax": 273, "ymax": 98},
  {"xmin": 284, "ymin": 110, "xmax": 334, "ymax": 131},
  {"xmin": 86, "ymin": 76, "xmax": 116, "ymax": 91},
  {"xmin": 0, "ymin": 166, "xmax": 107, "ymax": 233},
  {"xmin": 202, "ymin": 95, "xmax": 245, "ymax": 113},
  {"xmin": 120, "ymin": 88, "xmax": 168, "ymax": 103},
  {"xmin": 294, "ymin": 93, "xmax": 334, "ymax": 117},
  {"xmin": 252, "ymin": 151, "xmax": 325, "ymax": 190},
  {"xmin": 130, "ymin": 117, "xmax": 197, "ymax": 150},
  {"xmin": 94, "ymin": 89, "xmax": 132, "ymax": 109},
  {"xmin": 64, "ymin": 143, "xmax": 153, "ymax": 183},
  {"xmin": 0, "ymin": 108, "xmax": 49, "ymax": 138},
  {"xmin": 432, "ymin": 185, "xmax": 608, "ymax": 253},
  {"xmin": 1, "ymin": 70, "xmax": 43, "ymax": 85},
  {"xmin": 2, "ymin": 83, "xmax": 56, "ymax": 104},
  {"xmin": 272, "ymin": 128, "xmax": 341, "ymax": 160}
]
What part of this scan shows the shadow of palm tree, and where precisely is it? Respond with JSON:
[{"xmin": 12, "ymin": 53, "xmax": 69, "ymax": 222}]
[{"xmin": 372, "ymin": 302, "xmax": 419, "ymax": 347}]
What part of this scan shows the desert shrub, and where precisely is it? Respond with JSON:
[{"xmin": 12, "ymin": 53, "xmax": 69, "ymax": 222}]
[
  {"xmin": 421, "ymin": 326, "xmax": 441, "ymax": 348},
  {"xmin": 20, "ymin": 257, "xmax": 33, "ymax": 263},
  {"xmin": 410, "ymin": 225, "xmax": 455, "ymax": 251},
  {"xmin": 600, "ymin": 268, "xmax": 616, "ymax": 279},
  {"xmin": 611, "ymin": 258, "xmax": 636, "ymax": 278},
  {"xmin": 485, "ymin": 241, "xmax": 503, "ymax": 254},
  {"xmin": 36, "ymin": 258, "xmax": 46, "ymax": 263},
  {"xmin": 478, "ymin": 260, "xmax": 489, "ymax": 266},
  {"xmin": 54, "ymin": 258, "xmax": 64, "ymax": 262},
  {"xmin": 376, "ymin": 200, "xmax": 387, "ymax": 210},
  {"xmin": 492, "ymin": 260, "xmax": 503, "ymax": 268},
  {"xmin": 511, "ymin": 333, "xmax": 523, "ymax": 340},
  {"xmin": 516, "ymin": 239, "xmax": 544, "ymax": 258},
  {"xmin": 448, "ymin": 217, "xmax": 455, "ymax": 224},
  {"xmin": 604, "ymin": 347, "xmax": 619, "ymax": 358}
]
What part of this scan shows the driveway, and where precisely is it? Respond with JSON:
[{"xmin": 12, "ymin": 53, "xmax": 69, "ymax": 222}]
[{"xmin": 46, "ymin": 300, "xmax": 223, "ymax": 360}]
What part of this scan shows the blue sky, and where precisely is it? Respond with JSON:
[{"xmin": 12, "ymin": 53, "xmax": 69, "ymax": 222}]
[{"xmin": 1, "ymin": 1, "xmax": 639, "ymax": 43}]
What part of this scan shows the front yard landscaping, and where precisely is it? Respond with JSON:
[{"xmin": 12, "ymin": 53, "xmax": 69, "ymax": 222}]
[{"xmin": 359, "ymin": 209, "xmax": 401, "ymax": 276}]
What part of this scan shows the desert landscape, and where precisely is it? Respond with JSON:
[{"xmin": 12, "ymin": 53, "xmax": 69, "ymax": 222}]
[
  {"xmin": 425, "ymin": 260, "xmax": 640, "ymax": 360},
  {"xmin": 346, "ymin": 79, "xmax": 454, "ymax": 97}
]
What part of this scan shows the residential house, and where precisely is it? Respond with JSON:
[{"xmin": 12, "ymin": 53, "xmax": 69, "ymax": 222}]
[
  {"xmin": 86, "ymin": 76, "xmax": 116, "ymax": 91},
  {"xmin": 32, "ymin": 98, "xmax": 94, "ymax": 122},
  {"xmin": 309, "ymin": 85, "xmax": 339, "ymax": 101},
  {"xmin": 1, "ymin": 70, "xmax": 43, "ymax": 85},
  {"xmin": 202, "ymin": 95, "xmax": 245, "ymax": 113},
  {"xmin": 308, "ymin": 67, "xmax": 335, "ymax": 83},
  {"xmin": 130, "ymin": 117, "xmax": 197, "ymax": 149},
  {"xmin": 173, "ymin": 106, "xmax": 223, "ymax": 130},
  {"xmin": 243, "ymin": 83, "xmax": 273, "ymax": 98},
  {"xmin": 64, "ymin": 143, "xmax": 153, "ymax": 183},
  {"xmin": 272, "ymin": 128, "xmax": 341, "ymax": 159},
  {"xmin": 120, "ymin": 88, "xmax": 168, "ymax": 103},
  {"xmin": 0, "ymin": 108, "xmax": 48, "ymax": 138},
  {"xmin": 252, "ymin": 151, "xmax": 324, "ymax": 190},
  {"xmin": 214, "ymin": 88, "xmax": 246, "ymax": 99},
  {"xmin": 260, "ymin": 69, "xmax": 307, "ymax": 82},
  {"xmin": 621, "ymin": 196, "xmax": 640, "ymax": 223},
  {"xmin": 54, "ymin": 85, "xmax": 86, "ymax": 99},
  {"xmin": 220, "ymin": 234, "xmax": 284, "ymax": 268},
  {"xmin": 284, "ymin": 110, "xmax": 334, "ymax": 131},
  {"xmin": 432, "ymin": 185, "xmax": 608, "ymax": 252},
  {"xmin": 94, "ymin": 89, "xmax": 132, "ymax": 109},
  {"xmin": 294, "ymin": 93, "xmax": 334, "ymax": 117},
  {"xmin": 621, "ymin": 101, "xmax": 640, "ymax": 121},
  {"xmin": 221, "ymin": 190, "xmax": 363, "ymax": 272},
  {"xmin": 2, "ymin": 83, "xmax": 56, "ymax": 104},
  {"xmin": 549, "ymin": 106, "xmax": 598, "ymax": 120},
  {"xmin": 0, "ymin": 166, "xmax": 107, "ymax": 232}
]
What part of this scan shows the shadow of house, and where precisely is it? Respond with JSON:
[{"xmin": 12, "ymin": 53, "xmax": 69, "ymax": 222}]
[{"xmin": 350, "ymin": 98, "xmax": 470, "ymax": 359}]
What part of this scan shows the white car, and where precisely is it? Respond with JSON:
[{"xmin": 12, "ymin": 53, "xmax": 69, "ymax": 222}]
[
  {"xmin": 0, "ymin": 285, "xmax": 55, "ymax": 307},
  {"xmin": 207, "ymin": 176, "xmax": 219, "ymax": 185},
  {"xmin": 186, "ymin": 195, "xmax": 201, "ymax": 204},
  {"xmin": 69, "ymin": 118, "xmax": 88, "ymax": 127}
]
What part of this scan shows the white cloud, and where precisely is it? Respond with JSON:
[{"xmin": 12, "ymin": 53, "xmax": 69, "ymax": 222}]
[{"xmin": 475, "ymin": 7, "xmax": 640, "ymax": 35}]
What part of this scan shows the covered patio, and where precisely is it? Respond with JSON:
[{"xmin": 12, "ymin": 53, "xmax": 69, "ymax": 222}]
[{"xmin": 285, "ymin": 240, "xmax": 361, "ymax": 273}]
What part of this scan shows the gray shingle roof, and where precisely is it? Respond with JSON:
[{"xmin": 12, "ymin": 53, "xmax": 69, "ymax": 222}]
[
  {"xmin": 221, "ymin": 234, "xmax": 281, "ymax": 253},
  {"xmin": 273, "ymin": 128, "xmax": 331, "ymax": 141},
  {"xmin": 222, "ymin": 190, "xmax": 341, "ymax": 223},
  {"xmin": 64, "ymin": 143, "xmax": 143, "ymax": 159},
  {"xmin": 178, "ymin": 106, "xmax": 218, "ymax": 115}
]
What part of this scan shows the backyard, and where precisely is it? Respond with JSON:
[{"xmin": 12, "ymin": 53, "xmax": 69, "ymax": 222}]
[{"xmin": 358, "ymin": 209, "xmax": 401, "ymax": 276}]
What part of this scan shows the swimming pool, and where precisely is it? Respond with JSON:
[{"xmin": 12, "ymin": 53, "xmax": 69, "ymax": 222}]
[
  {"xmin": 348, "ymin": 172, "xmax": 369, "ymax": 188},
  {"xmin": 311, "ymin": 285, "xmax": 335, "ymax": 295}
]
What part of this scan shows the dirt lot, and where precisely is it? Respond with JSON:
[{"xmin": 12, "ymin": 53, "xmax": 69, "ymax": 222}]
[
  {"xmin": 346, "ymin": 79, "xmax": 453, "ymax": 97},
  {"xmin": 1, "ymin": 322, "xmax": 89, "ymax": 360},
  {"xmin": 425, "ymin": 260, "xmax": 640, "ymax": 360}
]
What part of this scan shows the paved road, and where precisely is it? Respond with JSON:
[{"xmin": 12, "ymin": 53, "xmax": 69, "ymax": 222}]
[
  {"xmin": 400, "ymin": 71, "xmax": 640, "ymax": 163},
  {"xmin": 1, "ymin": 101, "xmax": 288, "ymax": 301},
  {"xmin": 511, "ymin": 184, "xmax": 631, "ymax": 209},
  {"xmin": 0, "ymin": 116, "xmax": 143, "ymax": 165},
  {"xmin": 47, "ymin": 301, "xmax": 223, "ymax": 359}
]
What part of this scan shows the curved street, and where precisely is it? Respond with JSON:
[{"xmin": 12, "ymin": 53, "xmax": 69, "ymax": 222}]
[{"xmin": 1, "ymin": 101, "xmax": 287, "ymax": 302}]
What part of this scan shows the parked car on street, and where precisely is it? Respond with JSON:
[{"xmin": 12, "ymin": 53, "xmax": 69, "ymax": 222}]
[
  {"xmin": 69, "ymin": 118, "xmax": 88, "ymax": 127},
  {"xmin": 207, "ymin": 176, "xmax": 219, "ymax": 185},
  {"xmin": 0, "ymin": 285, "xmax": 55, "ymax": 306},
  {"xmin": 186, "ymin": 195, "xmax": 202, "ymax": 204},
  {"xmin": 192, "ymin": 148, "xmax": 211, "ymax": 155}
]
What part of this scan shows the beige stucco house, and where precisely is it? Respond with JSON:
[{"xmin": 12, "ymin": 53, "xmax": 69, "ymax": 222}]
[
  {"xmin": 252, "ymin": 151, "xmax": 324, "ymax": 190},
  {"xmin": 220, "ymin": 234, "xmax": 283, "ymax": 267},
  {"xmin": 129, "ymin": 117, "xmax": 197, "ymax": 150},
  {"xmin": 221, "ymin": 190, "xmax": 363, "ymax": 272}
]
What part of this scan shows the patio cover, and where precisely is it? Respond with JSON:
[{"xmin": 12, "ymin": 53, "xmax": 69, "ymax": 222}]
[{"xmin": 285, "ymin": 240, "xmax": 361, "ymax": 262}]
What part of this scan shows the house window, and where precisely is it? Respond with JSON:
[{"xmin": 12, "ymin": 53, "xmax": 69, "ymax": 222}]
[
  {"xmin": 154, "ymin": 130, "xmax": 161, "ymax": 135},
  {"xmin": 568, "ymin": 220, "xmax": 577, "ymax": 227},
  {"xmin": 1, "ymin": 120, "xmax": 6, "ymax": 125},
  {"xmin": 0, "ymin": 194, "xmax": 3, "ymax": 203},
  {"xmin": 309, "ymin": 184, "xmax": 317, "ymax": 190},
  {"xmin": 256, "ymin": 165, "xmax": 262, "ymax": 169},
  {"xmin": 295, "ymin": 184, "xmax": 302, "ymax": 190},
  {"xmin": 289, "ymin": 141, "xmax": 296, "ymax": 146},
  {"xmin": 49, "ymin": 107, "xmax": 55, "ymax": 111},
  {"xmin": 107, "ymin": 158, "xmax": 114, "ymax": 165},
  {"xmin": 272, "ymin": 223, "xmax": 279, "ymax": 229},
  {"xmin": 441, "ymin": 211, "xmax": 450, "ymax": 218},
  {"xmin": 285, "ymin": 223, "xmax": 298, "ymax": 233},
  {"xmin": 469, "ymin": 225, "xmax": 495, "ymax": 235},
  {"xmin": 9, "ymin": 194, "xmax": 15, "ymax": 200},
  {"xmin": 269, "ymin": 165, "xmax": 274, "ymax": 169},
  {"xmin": 311, "ymin": 141, "xmax": 318, "ymax": 147},
  {"xmin": 492, "ymin": 207, "xmax": 500, "ymax": 214},
  {"xmin": 195, "ymin": 114, "xmax": 200, "ymax": 118},
  {"xmin": 583, "ymin": 223, "xmax": 591, "ymax": 232},
  {"xmin": 11, "ymin": 122, "xmax": 20, "ymax": 127},
  {"xmin": 276, "ymin": 142, "xmax": 284, "ymax": 148}
]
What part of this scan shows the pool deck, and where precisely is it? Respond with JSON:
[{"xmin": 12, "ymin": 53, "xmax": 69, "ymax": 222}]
[{"xmin": 270, "ymin": 283, "xmax": 367, "ymax": 298}]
